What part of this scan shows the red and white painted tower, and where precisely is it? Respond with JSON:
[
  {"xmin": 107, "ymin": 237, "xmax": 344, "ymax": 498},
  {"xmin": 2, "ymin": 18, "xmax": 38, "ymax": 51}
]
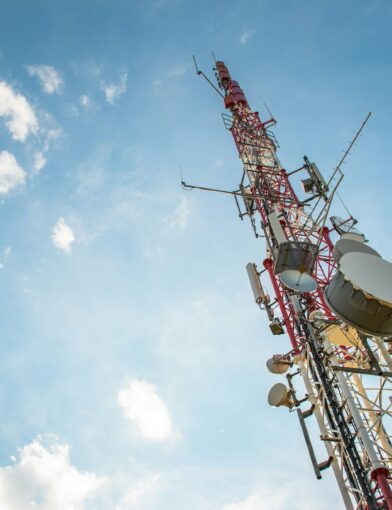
[{"xmin": 194, "ymin": 59, "xmax": 392, "ymax": 509}]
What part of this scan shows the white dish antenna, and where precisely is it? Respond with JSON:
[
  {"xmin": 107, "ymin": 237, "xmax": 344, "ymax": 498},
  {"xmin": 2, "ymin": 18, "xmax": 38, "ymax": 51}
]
[
  {"xmin": 325, "ymin": 252, "xmax": 392, "ymax": 336},
  {"xmin": 268, "ymin": 383, "xmax": 292, "ymax": 408},
  {"xmin": 330, "ymin": 215, "xmax": 363, "ymax": 236},
  {"xmin": 332, "ymin": 238, "xmax": 380, "ymax": 263},
  {"xmin": 266, "ymin": 355, "xmax": 290, "ymax": 374},
  {"xmin": 280, "ymin": 270, "xmax": 317, "ymax": 293},
  {"xmin": 340, "ymin": 232, "xmax": 365, "ymax": 243},
  {"xmin": 274, "ymin": 241, "xmax": 318, "ymax": 293}
]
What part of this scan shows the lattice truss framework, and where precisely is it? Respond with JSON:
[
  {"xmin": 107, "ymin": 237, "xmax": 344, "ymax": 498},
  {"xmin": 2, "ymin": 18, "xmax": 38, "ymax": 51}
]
[{"xmin": 213, "ymin": 61, "xmax": 392, "ymax": 509}]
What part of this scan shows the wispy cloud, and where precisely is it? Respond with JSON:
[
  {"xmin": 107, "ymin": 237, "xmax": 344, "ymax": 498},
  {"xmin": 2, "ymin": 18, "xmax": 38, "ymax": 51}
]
[
  {"xmin": 0, "ymin": 436, "xmax": 105, "ymax": 509},
  {"xmin": 143, "ymin": 245, "xmax": 164, "ymax": 260},
  {"xmin": 0, "ymin": 246, "xmax": 11, "ymax": 269},
  {"xmin": 115, "ymin": 474, "xmax": 161, "ymax": 510},
  {"xmin": 80, "ymin": 94, "xmax": 93, "ymax": 111},
  {"xmin": 51, "ymin": 218, "xmax": 75, "ymax": 253},
  {"xmin": 153, "ymin": 64, "xmax": 189, "ymax": 95},
  {"xmin": 118, "ymin": 378, "xmax": 177, "ymax": 442},
  {"xmin": 164, "ymin": 197, "xmax": 190, "ymax": 230},
  {"xmin": 102, "ymin": 72, "xmax": 128, "ymax": 105},
  {"xmin": 0, "ymin": 151, "xmax": 26, "ymax": 194},
  {"xmin": 0, "ymin": 81, "xmax": 38, "ymax": 141},
  {"xmin": 33, "ymin": 151, "xmax": 47, "ymax": 173},
  {"xmin": 240, "ymin": 27, "xmax": 255, "ymax": 45},
  {"xmin": 26, "ymin": 65, "xmax": 64, "ymax": 94},
  {"xmin": 220, "ymin": 478, "xmax": 338, "ymax": 510},
  {"xmin": 167, "ymin": 63, "xmax": 188, "ymax": 78}
]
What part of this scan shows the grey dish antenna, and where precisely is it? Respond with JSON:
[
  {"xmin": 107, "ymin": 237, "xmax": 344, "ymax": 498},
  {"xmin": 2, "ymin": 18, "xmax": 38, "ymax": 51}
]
[
  {"xmin": 280, "ymin": 270, "xmax": 317, "ymax": 293},
  {"xmin": 325, "ymin": 252, "xmax": 392, "ymax": 336},
  {"xmin": 266, "ymin": 355, "xmax": 290, "ymax": 374},
  {"xmin": 332, "ymin": 238, "xmax": 380, "ymax": 263},
  {"xmin": 267, "ymin": 383, "xmax": 292, "ymax": 408},
  {"xmin": 331, "ymin": 216, "xmax": 363, "ymax": 236},
  {"xmin": 274, "ymin": 241, "xmax": 318, "ymax": 293}
]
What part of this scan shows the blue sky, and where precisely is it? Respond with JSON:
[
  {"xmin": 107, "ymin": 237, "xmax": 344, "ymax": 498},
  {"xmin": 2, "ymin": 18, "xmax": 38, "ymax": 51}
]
[{"xmin": 0, "ymin": 0, "xmax": 391, "ymax": 508}]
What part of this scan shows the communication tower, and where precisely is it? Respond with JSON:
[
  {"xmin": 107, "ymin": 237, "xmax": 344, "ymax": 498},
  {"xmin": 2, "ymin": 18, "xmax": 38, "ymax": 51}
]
[{"xmin": 189, "ymin": 58, "xmax": 392, "ymax": 509}]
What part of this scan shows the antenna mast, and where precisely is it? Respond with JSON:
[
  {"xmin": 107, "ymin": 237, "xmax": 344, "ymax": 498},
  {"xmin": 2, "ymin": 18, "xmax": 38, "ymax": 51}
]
[{"xmin": 194, "ymin": 59, "xmax": 392, "ymax": 509}]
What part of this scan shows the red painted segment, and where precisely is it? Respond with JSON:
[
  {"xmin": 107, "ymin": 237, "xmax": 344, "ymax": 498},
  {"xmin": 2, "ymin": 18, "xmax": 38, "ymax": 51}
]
[{"xmin": 371, "ymin": 468, "xmax": 392, "ymax": 510}]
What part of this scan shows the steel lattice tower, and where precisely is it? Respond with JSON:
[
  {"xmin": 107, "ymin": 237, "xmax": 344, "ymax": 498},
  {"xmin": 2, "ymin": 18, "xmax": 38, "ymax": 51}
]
[{"xmin": 192, "ymin": 59, "xmax": 392, "ymax": 509}]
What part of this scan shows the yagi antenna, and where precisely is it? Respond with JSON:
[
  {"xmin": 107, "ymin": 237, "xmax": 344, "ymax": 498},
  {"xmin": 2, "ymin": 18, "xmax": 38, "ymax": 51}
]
[
  {"xmin": 192, "ymin": 55, "xmax": 224, "ymax": 98},
  {"xmin": 334, "ymin": 111, "xmax": 372, "ymax": 218},
  {"xmin": 263, "ymin": 102, "xmax": 276, "ymax": 123},
  {"xmin": 335, "ymin": 111, "xmax": 372, "ymax": 174},
  {"xmin": 298, "ymin": 112, "xmax": 372, "ymax": 240}
]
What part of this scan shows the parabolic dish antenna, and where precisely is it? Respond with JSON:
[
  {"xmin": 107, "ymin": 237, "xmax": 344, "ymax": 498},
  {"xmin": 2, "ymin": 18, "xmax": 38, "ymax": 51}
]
[
  {"xmin": 268, "ymin": 383, "xmax": 291, "ymax": 407},
  {"xmin": 325, "ymin": 252, "xmax": 392, "ymax": 336},
  {"xmin": 266, "ymin": 356, "xmax": 289, "ymax": 374},
  {"xmin": 280, "ymin": 269, "xmax": 318, "ymax": 293},
  {"xmin": 332, "ymin": 238, "xmax": 380, "ymax": 263},
  {"xmin": 340, "ymin": 232, "xmax": 365, "ymax": 243},
  {"xmin": 330, "ymin": 215, "xmax": 363, "ymax": 236}
]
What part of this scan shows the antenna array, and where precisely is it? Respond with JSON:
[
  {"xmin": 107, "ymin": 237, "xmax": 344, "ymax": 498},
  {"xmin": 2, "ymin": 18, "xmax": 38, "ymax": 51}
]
[{"xmin": 192, "ymin": 58, "xmax": 392, "ymax": 509}]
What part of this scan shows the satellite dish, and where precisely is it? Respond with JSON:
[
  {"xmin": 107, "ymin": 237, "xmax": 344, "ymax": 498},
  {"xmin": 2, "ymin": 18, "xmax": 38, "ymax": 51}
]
[
  {"xmin": 330, "ymin": 215, "xmax": 363, "ymax": 236},
  {"xmin": 325, "ymin": 252, "xmax": 392, "ymax": 336},
  {"xmin": 280, "ymin": 270, "xmax": 318, "ymax": 293},
  {"xmin": 332, "ymin": 238, "xmax": 380, "ymax": 263},
  {"xmin": 268, "ymin": 383, "xmax": 292, "ymax": 408},
  {"xmin": 266, "ymin": 356, "xmax": 290, "ymax": 374}
]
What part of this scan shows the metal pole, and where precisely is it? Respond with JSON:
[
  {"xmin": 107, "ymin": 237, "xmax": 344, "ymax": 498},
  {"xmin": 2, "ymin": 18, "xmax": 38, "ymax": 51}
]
[
  {"xmin": 297, "ymin": 357, "xmax": 355, "ymax": 509},
  {"xmin": 323, "ymin": 337, "xmax": 392, "ymax": 508}
]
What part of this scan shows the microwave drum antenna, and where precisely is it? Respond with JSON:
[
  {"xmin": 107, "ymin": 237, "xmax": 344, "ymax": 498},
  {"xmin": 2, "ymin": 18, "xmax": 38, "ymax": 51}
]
[
  {"xmin": 332, "ymin": 238, "xmax": 380, "ymax": 263},
  {"xmin": 274, "ymin": 241, "xmax": 318, "ymax": 292},
  {"xmin": 325, "ymin": 252, "xmax": 392, "ymax": 336}
]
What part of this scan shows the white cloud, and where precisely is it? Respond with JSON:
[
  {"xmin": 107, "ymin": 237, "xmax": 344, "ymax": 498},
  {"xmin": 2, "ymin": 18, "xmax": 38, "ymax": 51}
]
[
  {"xmin": 79, "ymin": 94, "xmax": 93, "ymax": 110},
  {"xmin": 153, "ymin": 63, "xmax": 188, "ymax": 94},
  {"xmin": 0, "ymin": 81, "xmax": 38, "ymax": 141},
  {"xmin": 222, "ymin": 493, "xmax": 276, "ymax": 510},
  {"xmin": 118, "ymin": 378, "xmax": 176, "ymax": 442},
  {"xmin": 164, "ymin": 197, "xmax": 190, "ymax": 230},
  {"xmin": 167, "ymin": 64, "xmax": 188, "ymax": 78},
  {"xmin": 240, "ymin": 28, "xmax": 255, "ymax": 44},
  {"xmin": 0, "ymin": 436, "xmax": 105, "ymax": 510},
  {"xmin": 102, "ymin": 72, "xmax": 127, "ymax": 105},
  {"xmin": 115, "ymin": 474, "xmax": 161, "ymax": 510},
  {"xmin": 45, "ymin": 126, "xmax": 62, "ymax": 142},
  {"xmin": 220, "ymin": 482, "xmax": 336, "ymax": 510},
  {"xmin": 51, "ymin": 218, "xmax": 75, "ymax": 253},
  {"xmin": 0, "ymin": 151, "xmax": 26, "ymax": 194},
  {"xmin": 0, "ymin": 246, "xmax": 11, "ymax": 268},
  {"xmin": 143, "ymin": 245, "xmax": 164, "ymax": 260},
  {"xmin": 27, "ymin": 65, "xmax": 64, "ymax": 94},
  {"xmin": 33, "ymin": 151, "xmax": 47, "ymax": 173}
]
